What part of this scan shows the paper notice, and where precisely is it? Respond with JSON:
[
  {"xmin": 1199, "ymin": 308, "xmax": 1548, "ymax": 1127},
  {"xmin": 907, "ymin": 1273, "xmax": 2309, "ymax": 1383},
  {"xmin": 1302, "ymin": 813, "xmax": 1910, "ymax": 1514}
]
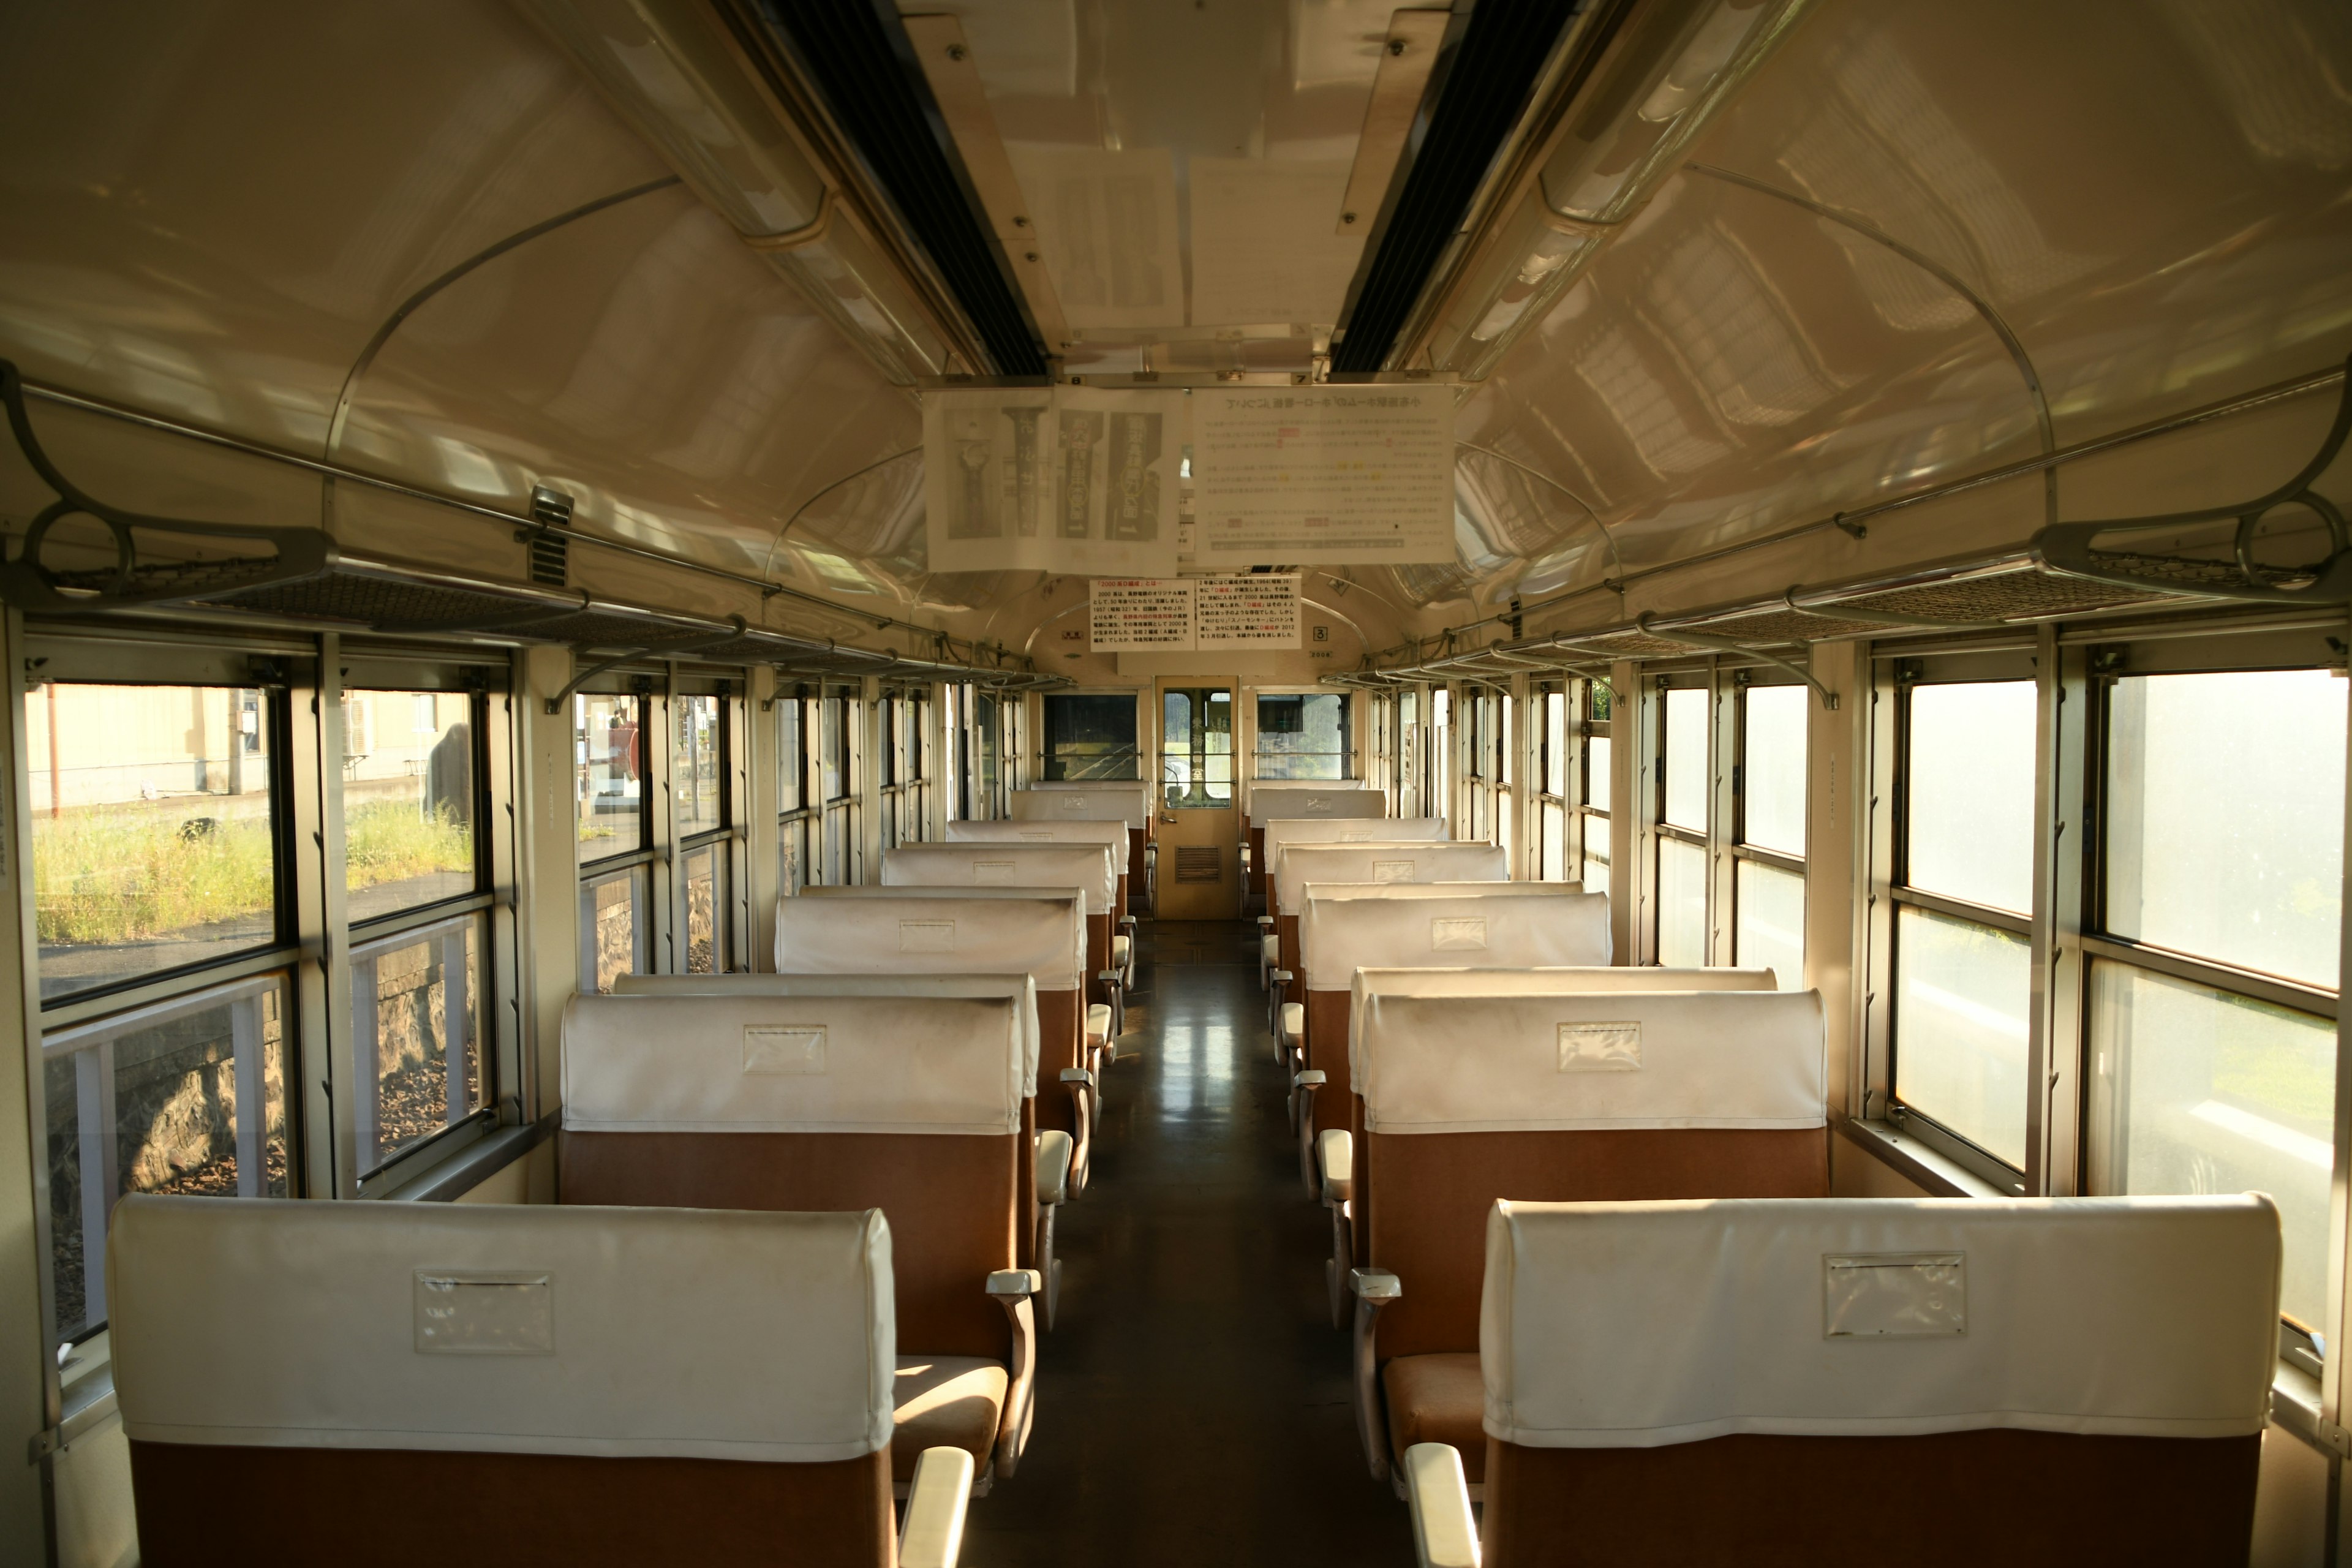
[
  {"xmin": 1091, "ymin": 578, "xmax": 1197, "ymax": 652},
  {"xmin": 926, "ymin": 386, "xmax": 1182, "ymax": 576},
  {"xmin": 1196, "ymin": 573, "xmax": 1301, "ymax": 649},
  {"xmin": 1193, "ymin": 385, "xmax": 1455, "ymax": 565}
]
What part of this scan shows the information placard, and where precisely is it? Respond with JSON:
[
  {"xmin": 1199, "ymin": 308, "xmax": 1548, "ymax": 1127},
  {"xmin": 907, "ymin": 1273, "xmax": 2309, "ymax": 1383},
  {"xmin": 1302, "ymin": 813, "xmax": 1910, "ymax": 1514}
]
[
  {"xmin": 1196, "ymin": 573, "xmax": 1301, "ymax": 649},
  {"xmin": 1090, "ymin": 578, "xmax": 1197, "ymax": 652},
  {"xmin": 925, "ymin": 386, "xmax": 1183, "ymax": 576},
  {"xmin": 1191, "ymin": 385, "xmax": 1454, "ymax": 566}
]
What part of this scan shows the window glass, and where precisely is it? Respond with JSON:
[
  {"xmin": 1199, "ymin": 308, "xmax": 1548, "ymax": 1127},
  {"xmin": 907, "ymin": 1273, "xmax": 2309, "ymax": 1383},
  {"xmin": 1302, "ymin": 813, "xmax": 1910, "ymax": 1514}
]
[
  {"xmin": 1162, "ymin": 688, "xmax": 1233, "ymax": 808},
  {"xmin": 682, "ymin": 842, "xmax": 728, "ymax": 974},
  {"xmin": 1544, "ymin": 691, "xmax": 1567, "ymax": 797},
  {"xmin": 1663, "ymin": 687, "xmax": 1708, "ymax": 830},
  {"xmin": 575, "ymin": 695, "xmax": 644, "ymax": 866},
  {"xmin": 2106, "ymin": 670, "xmax": 2344, "ymax": 987},
  {"xmin": 2087, "ymin": 962, "xmax": 2332, "ymax": 1327},
  {"xmin": 344, "ymin": 690, "xmax": 476, "ymax": 924},
  {"xmin": 1045, "ymin": 694, "xmax": 1140, "ymax": 781},
  {"xmin": 1581, "ymin": 827, "xmax": 1610, "ymax": 895},
  {"xmin": 1894, "ymin": 906, "xmax": 2030, "ymax": 1167},
  {"xmin": 1735, "ymin": 859, "xmax": 1805, "ymax": 989},
  {"xmin": 824, "ymin": 696, "xmax": 851, "ymax": 802},
  {"xmin": 45, "ymin": 973, "xmax": 290, "ymax": 1338},
  {"xmin": 977, "ymin": 695, "xmax": 1000, "ymax": 811},
  {"xmin": 579, "ymin": 865, "xmax": 646, "ymax": 993},
  {"xmin": 1742, "ymin": 685, "xmax": 1806, "ymax": 856},
  {"xmin": 351, "ymin": 915, "xmax": 482, "ymax": 1172},
  {"xmin": 777, "ymin": 698, "xmax": 805, "ymax": 813},
  {"xmin": 674, "ymin": 695, "xmax": 723, "ymax": 837},
  {"xmin": 1257, "ymin": 693, "xmax": 1351, "ymax": 780},
  {"xmin": 1657, "ymin": 837, "xmax": 1708, "ymax": 967},
  {"xmin": 1906, "ymin": 682, "xmax": 2034, "ymax": 912},
  {"xmin": 1541, "ymin": 801, "xmax": 1567, "ymax": 881},
  {"xmin": 27, "ymin": 683, "xmax": 279, "ymax": 1000},
  {"xmin": 1586, "ymin": 736, "xmax": 1611, "ymax": 814}
]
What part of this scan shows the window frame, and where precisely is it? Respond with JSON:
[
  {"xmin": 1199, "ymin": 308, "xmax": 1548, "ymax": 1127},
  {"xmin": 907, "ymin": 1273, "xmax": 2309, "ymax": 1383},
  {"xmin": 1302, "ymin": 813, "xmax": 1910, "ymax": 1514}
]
[{"xmin": 1730, "ymin": 671, "xmax": 1807, "ymax": 984}]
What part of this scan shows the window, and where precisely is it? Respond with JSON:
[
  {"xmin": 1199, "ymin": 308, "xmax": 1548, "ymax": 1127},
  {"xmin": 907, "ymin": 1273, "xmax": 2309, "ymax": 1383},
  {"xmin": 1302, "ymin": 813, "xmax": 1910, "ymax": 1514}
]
[
  {"xmin": 1461, "ymin": 688, "xmax": 1502, "ymax": 843},
  {"xmin": 1890, "ymin": 678, "xmax": 2036, "ymax": 1172},
  {"xmin": 344, "ymin": 691, "xmax": 478, "ymax": 922},
  {"xmin": 1433, "ymin": 687, "xmax": 1450, "ymax": 827},
  {"xmin": 821, "ymin": 689, "xmax": 860, "ymax": 886},
  {"xmin": 576, "ymin": 693, "xmax": 649, "ymax": 990},
  {"xmin": 1656, "ymin": 682, "xmax": 1709, "ymax": 966},
  {"xmin": 1161, "ymin": 688, "xmax": 1232, "ymax": 809},
  {"xmin": 1256, "ymin": 692, "xmax": 1351, "ymax": 780},
  {"xmin": 1734, "ymin": 682, "xmax": 1806, "ymax": 989},
  {"xmin": 674, "ymin": 692, "xmax": 732, "ymax": 973},
  {"xmin": 1580, "ymin": 682, "xmax": 1611, "ymax": 891},
  {"xmin": 2087, "ymin": 668, "xmax": 2345, "ymax": 1329},
  {"xmin": 1044, "ymin": 693, "xmax": 1140, "ymax": 781},
  {"xmin": 350, "ymin": 916, "xmax": 481, "ymax": 1172},
  {"xmin": 26, "ymin": 682, "xmax": 283, "ymax": 1000},
  {"xmin": 778, "ymin": 692, "xmax": 812, "ymax": 894},
  {"xmin": 1535, "ymin": 685, "xmax": 1570, "ymax": 881},
  {"xmin": 878, "ymin": 689, "xmax": 930, "ymax": 850}
]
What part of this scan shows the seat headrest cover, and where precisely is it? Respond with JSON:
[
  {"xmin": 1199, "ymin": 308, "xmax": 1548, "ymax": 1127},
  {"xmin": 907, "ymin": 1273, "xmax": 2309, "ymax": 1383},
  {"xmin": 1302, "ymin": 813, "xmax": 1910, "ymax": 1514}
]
[
  {"xmin": 108, "ymin": 1197, "xmax": 894, "ymax": 1461},
  {"xmin": 885, "ymin": 842, "xmax": 1117, "ymax": 910},
  {"xmin": 775, "ymin": 893, "xmax": 1084, "ymax": 990},
  {"xmin": 1482, "ymin": 1196, "xmax": 2283, "ymax": 1447},
  {"xmin": 1248, "ymin": 787, "xmax": 1388, "ymax": 827},
  {"xmin": 1274, "ymin": 842, "xmax": 1507, "ymax": 915},
  {"xmin": 1358, "ymin": 989, "xmax": 1825, "ymax": 1131},
  {"xmin": 611, "ymin": 972, "xmax": 1040, "ymax": 1098},
  {"xmin": 1009, "ymin": 786, "xmax": 1148, "ymax": 826},
  {"xmin": 1263, "ymin": 816, "xmax": 1447, "ymax": 853},
  {"xmin": 1302, "ymin": 889, "xmax": 1610, "ymax": 989},
  {"xmin": 946, "ymin": 819, "xmax": 1128, "ymax": 854},
  {"xmin": 562, "ymin": 994, "xmax": 1023, "ymax": 1134}
]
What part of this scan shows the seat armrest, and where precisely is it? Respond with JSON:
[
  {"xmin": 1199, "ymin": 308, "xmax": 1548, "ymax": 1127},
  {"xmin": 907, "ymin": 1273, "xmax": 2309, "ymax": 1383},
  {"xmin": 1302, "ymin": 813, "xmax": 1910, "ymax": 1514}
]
[
  {"xmin": 1096, "ymin": 969, "xmax": 1123, "ymax": 990},
  {"xmin": 900, "ymin": 1447, "xmax": 975, "ymax": 1568},
  {"xmin": 1059, "ymin": 1067, "xmax": 1095, "ymax": 1090},
  {"xmin": 1034, "ymin": 1130, "xmax": 1074, "ymax": 1207},
  {"xmin": 1270, "ymin": 968, "xmax": 1292, "ymax": 987},
  {"xmin": 987, "ymin": 1269, "xmax": 1043, "ymax": 1300},
  {"xmin": 1403, "ymin": 1444, "xmax": 1480, "ymax": 1568},
  {"xmin": 1317, "ymin": 1128, "xmax": 1353, "ymax": 1205},
  {"xmin": 988, "ymin": 1269, "xmax": 1041, "ymax": 1476},
  {"xmin": 1294, "ymin": 1069, "xmax": 1326, "ymax": 1091},
  {"xmin": 1349, "ymin": 1268, "xmax": 1401, "ymax": 1482},
  {"xmin": 1256, "ymin": 914, "xmax": 1275, "ymax": 929},
  {"xmin": 1085, "ymin": 1006, "xmax": 1112, "ymax": 1047},
  {"xmin": 1280, "ymin": 1002, "xmax": 1304, "ymax": 1053},
  {"xmin": 1293, "ymin": 1069, "xmax": 1325, "ymax": 1193},
  {"xmin": 1119, "ymin": 914, "xmax": 1138, "ymax": 927}
]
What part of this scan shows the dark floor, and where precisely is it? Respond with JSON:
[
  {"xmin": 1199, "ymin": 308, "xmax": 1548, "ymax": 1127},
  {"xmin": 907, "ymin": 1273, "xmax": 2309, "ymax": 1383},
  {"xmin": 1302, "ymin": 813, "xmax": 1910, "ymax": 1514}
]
[{"xmin": 962, "ymin": 919, "xmax": 1416, "ymax": 1567}]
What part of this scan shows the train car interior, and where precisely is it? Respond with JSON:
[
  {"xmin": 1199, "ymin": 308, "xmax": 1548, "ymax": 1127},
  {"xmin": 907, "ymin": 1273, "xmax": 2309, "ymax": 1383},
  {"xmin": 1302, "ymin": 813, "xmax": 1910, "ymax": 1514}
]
[{"xmin": 1, "ymin": 0, "xmax": 2349, "ymax": 1562}]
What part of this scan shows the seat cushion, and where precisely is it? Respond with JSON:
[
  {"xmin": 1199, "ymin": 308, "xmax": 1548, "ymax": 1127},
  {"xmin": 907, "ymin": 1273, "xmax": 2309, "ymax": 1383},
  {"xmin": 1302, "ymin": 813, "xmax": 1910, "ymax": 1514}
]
[
  {"xmin": 1385, "ymin": 1353, "xmax": 1487, "ymax": 1483},
  {"xmin": 894, "ymin": 1356, "xmax": 1008, "ymax": 1482}
]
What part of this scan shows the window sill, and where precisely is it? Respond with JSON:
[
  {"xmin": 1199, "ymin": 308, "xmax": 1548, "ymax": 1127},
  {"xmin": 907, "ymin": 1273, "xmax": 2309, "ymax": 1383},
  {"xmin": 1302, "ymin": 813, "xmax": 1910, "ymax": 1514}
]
[
  {"xmin": 1838, "ymin": 1117, "xmax": 2015, "ymax": 1199},
  {"xmin": 373, "ymin": 1115, "xmax": 552, "ymax": 1203}
]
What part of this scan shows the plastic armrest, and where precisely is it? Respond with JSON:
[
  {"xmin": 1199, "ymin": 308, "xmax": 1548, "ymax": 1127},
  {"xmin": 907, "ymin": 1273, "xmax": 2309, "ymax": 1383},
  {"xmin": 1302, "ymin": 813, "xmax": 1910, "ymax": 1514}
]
[
  {"xmin": 1095, "ymin": 969, "xmax": 1123, "ymax": 989},
  {"xmin": 1317, "ymin": 1128, "xmax": 1354, "ymax": 1205},
  {"xmin": 1059, "ymin": 1066, "xmax": 1095, "ymax": 1090},
  {"xmin": 1281, "ymin": 1001, "xmax": 1304, "ymax": 1049},
  {"xmin": 1350, "ymin": 1269, "xmax": 1401, "ymax": 1482},
  {"xmin": 1293, "ymin": 1069, "xmax": 1327, "ymax": 1195},
  {"xmin": 987, "ymin": 1271, "xmax": 1041, "ymax": 1476},
  {"xmin": 1403, "ymin": 1444, "xmax": 1480, "ymax": 1568},
  {"xmin": 987, "ymin": 1268, "xmax": 1042, "ymax": 1299},
  {"xmin": 1034, "ymin": 1129, "xmax": 1074, "ymax": 1207},
  {"xmin": 1271, "ymin": 969, "xmax": 1292, "ymax": 986},
  {"xmin": 1085, "ymin": 1005, "xmax": 1112, "ymax": 1047},
  {"xmin": 900, "ymin": 1447, "xmax": 976, "ymax": 1568},
  {"xmin": 1256, "ymin": 914, "xmax": 1275, "ymax": 928}
]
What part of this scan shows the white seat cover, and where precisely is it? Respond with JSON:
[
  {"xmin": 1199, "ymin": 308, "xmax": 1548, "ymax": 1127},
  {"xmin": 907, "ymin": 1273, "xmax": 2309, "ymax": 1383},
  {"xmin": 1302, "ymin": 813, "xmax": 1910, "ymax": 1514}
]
[
  {"xmin": 1357, "ymin": 989, "xmax": 1826, "ymax": 1132},
  {"xmin": 1273, "ymin": 842, "xmax": 1507, "ymax": 916},
  {"xmin": 1009, "ymin": 786, "xmax": 1148, "ymax": 827},
  {"xmin": 1300, "ymin": 888, "xmax": 1611, "ymax": 990},
  {"xmin": 1262, "ymin": 816, "xmax": 1447, "ymax": 859},
  {"xmin": 109, "ymin": 1197, "xmax": 894, "ymax": 1462},
  {"xmin": 884, "ymin": 843, "xmax": 1117, "ymax": 922},
  {"xmin": 947, "ymin": 819, "xmax": 1129, "ymax": 859},
  {"xmin": 615, "ymin": 971, "xmax": 1041, "ymax": 1099},
  {"xmin": 1248, "ymin": 786, "xmax": 1387, "ymax": 827},
  {"xmin": 778, "ymin": 891, "xmax": 1085, "ymax": 991},
  {"xmin": 1482, "ymin": 1195, "xmax": 2283, "ymax": 1447},
  {"xmin": 563, "ymin": 993, "xmax": 1023, "ymax": 1135}
]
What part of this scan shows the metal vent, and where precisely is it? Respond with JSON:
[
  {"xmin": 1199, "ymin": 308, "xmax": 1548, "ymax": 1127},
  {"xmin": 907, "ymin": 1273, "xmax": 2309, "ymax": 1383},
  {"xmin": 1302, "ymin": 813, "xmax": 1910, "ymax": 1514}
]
[
  {"xmin": 1174, "ymin": 846, "xmax": 1222, "ymax": 884},
  {"xmin": 527, "ymin": 532, "xmax": 568, "ymax": 588}
]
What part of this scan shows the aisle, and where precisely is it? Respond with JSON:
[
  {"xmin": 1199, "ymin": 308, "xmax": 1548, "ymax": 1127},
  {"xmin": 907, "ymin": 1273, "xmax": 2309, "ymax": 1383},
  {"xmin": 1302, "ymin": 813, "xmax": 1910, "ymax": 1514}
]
[{"xmin": 962, "ymin": 920, "xmax": 1416, "ymax": 1566}]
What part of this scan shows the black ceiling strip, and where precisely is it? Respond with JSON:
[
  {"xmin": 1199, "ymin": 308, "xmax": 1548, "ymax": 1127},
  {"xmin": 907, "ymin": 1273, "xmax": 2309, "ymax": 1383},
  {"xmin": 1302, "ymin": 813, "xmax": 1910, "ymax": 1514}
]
[
  {"xmin": 1332, "ymin": 0, "xmax": 1585, "ymax": 375},
  {"xmin": 758, "ymin": 2, "xmax": 1046, "ymax": 377}
]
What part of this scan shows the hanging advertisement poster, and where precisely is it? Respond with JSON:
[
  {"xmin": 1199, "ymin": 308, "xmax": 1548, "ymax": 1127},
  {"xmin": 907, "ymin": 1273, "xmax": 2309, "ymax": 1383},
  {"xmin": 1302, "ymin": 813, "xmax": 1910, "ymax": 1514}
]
[
  {"xmin": 1191, "ymin": 383, "xmax": 1454, "ymax": 566},
  {"xmin": 924, "ymin": 386, "xmax": 1183, "ymax": 576},
  {"xmin": 1090, "ymin": 578, "xmax": 1197, "ymax": 652},
  {"xmin": 1196, "ymin": 573, "xmax": 1302, "ymax": 649}
]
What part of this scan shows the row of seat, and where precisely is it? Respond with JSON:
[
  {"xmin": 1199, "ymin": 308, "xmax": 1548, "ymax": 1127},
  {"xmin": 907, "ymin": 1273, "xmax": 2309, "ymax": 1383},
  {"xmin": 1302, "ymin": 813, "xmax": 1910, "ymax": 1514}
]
[
  {"xmin": 1242, "ymin": 807, "xmax": 2282, "ymax": 1566},
  {"xmin": 108, "ymin": 791, "xmax": 1159, "ymax": 1567}
]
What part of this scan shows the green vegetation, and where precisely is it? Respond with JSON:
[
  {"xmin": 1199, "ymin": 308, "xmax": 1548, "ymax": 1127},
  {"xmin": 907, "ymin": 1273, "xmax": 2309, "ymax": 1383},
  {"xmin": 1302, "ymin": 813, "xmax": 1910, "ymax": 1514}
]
[{"xmin": 32, "ymin": 800, "xmax": 469, "ymax": 946}]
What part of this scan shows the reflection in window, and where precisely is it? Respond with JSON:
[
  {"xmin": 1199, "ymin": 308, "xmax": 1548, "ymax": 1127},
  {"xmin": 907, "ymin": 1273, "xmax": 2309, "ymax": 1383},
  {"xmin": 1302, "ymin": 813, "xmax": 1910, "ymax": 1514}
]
[
  {"xmin": 44, "ymin": 974, "xmax": 290, "ymax": 1338},
  {"xmin": 579, "ymin": 866, "xmax": 646, "ymax": 993},
  {"xmin": 1662, "ymin": 687, "xmax": 1708, "ymax": 830},
  {"xmin": 1735, "ymin": 860, "xmax": 1804, "ymax": 989},
  {"xmin": 1544, "ymin": 692, "xmax": 1567, "ymax": 797},
  {"xmin": 1163, "ymin": 689, "xmax": 1233, "ymax": 809},
  {"xmin": 1256, "ymin": 693, "xmax": 1351, "ymax": 780},
  {"xmin": 1045, "ymin": 693, "xmax": 1139, "ymax": 781},
  {"xmin": 351, "ymin": 916, "xmax": 481, "ymax": 1172},
  {"xmin": 1657, "ymin": 838, "xmax": 1708, "ymax": 967},
  {"xmin": 2106, "ymin": 670, "xmax": 2345, "ymax": 987},
  {"xmin": 344, "ymin": 690, "xmax": 476, "ymax": 924},
  {"xmin": 1586, "ymin": 736, "xmax": 1612, "ymax": 814},
  {"xmin": 1894, "ymin": 906, "xmax": 2030, "ymax": 1167},
  {"xmin": 1742, "ymin": 685, "xmax": 1806, "ymax": 856},
  {"xmin": 2087, "ymin": 962, "xmax": 2334, "ymax": 1328},
  {"xmin": 575, "ymin": 695, "xmax": 644, "ymax": 865},
  {"xmin": 26, "ymin": 683, "xmax": 279, "ymax": 1001},
  {"xmin": 1906, "ymin": 682, "xmax": 2035, "ymax": 913},
  {"xmin": 682, "ymin": 842, "xmax": 729, "ymax": 974},
  {"xmin": 674, "ymin": 695, "xmax": 724, "ymax": 837}
]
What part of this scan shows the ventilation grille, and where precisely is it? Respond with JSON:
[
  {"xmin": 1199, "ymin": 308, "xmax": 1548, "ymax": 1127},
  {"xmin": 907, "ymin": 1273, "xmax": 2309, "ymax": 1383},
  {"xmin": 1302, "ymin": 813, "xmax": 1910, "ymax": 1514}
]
[
  {"xmin": 1174, "ymin": 846, "xmax": 1223, "ymax": 884},
  {"xmin": 527, "ymin": 532, "xmax": 568, "ymax": 588}
]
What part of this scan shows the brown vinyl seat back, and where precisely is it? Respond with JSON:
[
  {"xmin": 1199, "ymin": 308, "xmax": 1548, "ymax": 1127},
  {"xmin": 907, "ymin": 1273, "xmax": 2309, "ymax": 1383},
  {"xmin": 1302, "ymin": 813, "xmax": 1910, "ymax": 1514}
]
[
  {"xmin": 1475, "ymin": 1195, "xmax": 2282, "ymax": 1566},
  {"xmin": 883, "ymin": 843, "xmax": 1118, "ymax": 1002},
  {"xmin": 108, "ymin": 1195, "xmax": 899, "ymax": 1567},
  {"xmin": 1358, "ymin": 987, "xmax": 1828, "ymax": 1361},
  {"xmin": 946, "ymin": 819, "xmax": 1131, "ymax": 919},
  {"xmin": 1272, "ymin": 841, "xmax": 1507, "ymax": 971},
  {"xmin": 560, "ymin": 992, "xmax": 1023, "ymax": 1362}
]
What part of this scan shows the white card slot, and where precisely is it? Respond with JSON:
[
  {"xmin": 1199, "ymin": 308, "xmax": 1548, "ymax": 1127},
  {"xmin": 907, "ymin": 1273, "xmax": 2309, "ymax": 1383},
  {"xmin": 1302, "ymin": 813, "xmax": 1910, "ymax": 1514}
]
[
  {"xmin": 1824, "ymin": 1253, "xmax": 1967, "ymax": 1338},
  {"xmin": 1557, "ymin": 1021, "xmax": 1641, "ymax": 1072},
  {"xmin": 414, "ymin": 1273, "xmax": 554, "ymax": 1355},
  {"xmin": 742, "ymin": 1025, "xmax": 827, "ymax": 1075}
]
